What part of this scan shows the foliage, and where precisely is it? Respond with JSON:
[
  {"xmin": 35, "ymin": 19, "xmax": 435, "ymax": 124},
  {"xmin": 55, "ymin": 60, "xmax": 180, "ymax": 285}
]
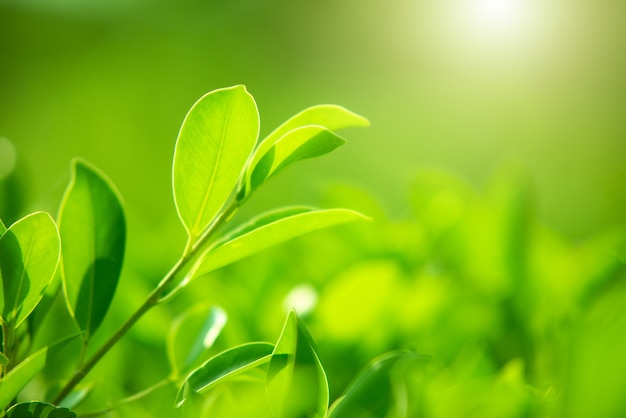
[{"xmin": 1, "ymin": 85, "xmax": 626, "ymax": 418}]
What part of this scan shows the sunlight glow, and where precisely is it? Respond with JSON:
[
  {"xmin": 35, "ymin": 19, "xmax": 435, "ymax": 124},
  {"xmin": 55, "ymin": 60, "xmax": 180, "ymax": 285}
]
[
  {"xmin": 284, "ymin": 284, "xmax": 318, "ymax": 316},
  {"xmin": 469, "ymin": 0, "xmax": 527, "ymax": 35}
]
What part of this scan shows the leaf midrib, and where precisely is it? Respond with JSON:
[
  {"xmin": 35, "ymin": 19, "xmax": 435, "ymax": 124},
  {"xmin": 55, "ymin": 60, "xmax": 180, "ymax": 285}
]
[{"xmin": 191, "ymin": 100, "xmax": 234, "ymax": 238}]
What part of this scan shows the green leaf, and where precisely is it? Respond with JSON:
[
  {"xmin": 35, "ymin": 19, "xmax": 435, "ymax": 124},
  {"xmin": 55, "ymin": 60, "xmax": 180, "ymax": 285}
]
[
  {"xmin": 0, "ymin": 212, "xmax": 60, "ymax": 328},
  {"xmin": 175, "ymin": 342, "xmax": 274, "ymax": 407},
  {"xmin": 267, "ymin": 311, "xmax": 328, "ymax": 418},
  {"xmin": 0, "ymin": 334, "xmax": 79, "ymax": 410},
  {"xmin": 173, "ymin": 85, "xmax": 259, "ymax": 242},
  {"xmin": 328, "ymin": 350, "xmax": 427, "ymax": 418},
  {"xmin": 167, "ymin": 305, "xmax": 228, "ymax": 377},
  {"xmin": 0, "ymin": 218, "xmax": 6, "ymax": 235},
  {"xmin": 0, "ymin": 351, "xmax": 8, "ymax": 366},
  {"xmin": 191, "ymin": 207, "xmax": 368, "ymax": 279},
  {"xmin": 6, "ymin": 402, "xmax": 76, "ymax": 418},
  {"xmin": 247, "ymin": 125, "xmax": 346, "ymax": 195},
  {"xmin": 239, "ymin": 105, "xmax": 368, "ymax": 200},
  {"xmin": 58, "ymin": 159, "xmax": 126, "ymax": 339}
]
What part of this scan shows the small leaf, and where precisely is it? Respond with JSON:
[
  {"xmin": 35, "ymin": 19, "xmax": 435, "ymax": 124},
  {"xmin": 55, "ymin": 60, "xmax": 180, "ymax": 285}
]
[
  {"xmin": 167, "ymin": 305, "xmax": 228, "ymax": 377},
  {"xmin": 239, "ymin": 105, "xmax": 368, "ymax": 200},
  {"xmin": 0, "ymin": 334, "xmax": 79, "ymax": 410},
  {"xmin": 58, "ymin": 159, "xmax": 126, "ymax": 339},
  {"xmin": 0, "ymin": 212, "xmax": 60, "ymax": 328},
  {"xmin": 247, "ymin": 125, "xmax": 346, "ymax": 194},
  {"xmin": 328, "ymin": 350, "xmax": 428, "ymax": 418},
  {"xmin": 267, "ymin": 311, "xmax": 328, "ymax": 418},
  {"xmin": 175, "ymin": 342, "xmax": 274, "ymax": 407},
  {"xmin": 191, "ymin": 208, "xmax": 368, "ymax": 279},
  {"xmin": 0, "ymin": 351, "xmax": 8, "ymax": 366},
  {"xmin": 6, "ymin": 402, "xmax": 77, "ymax": 418},
  {"xmin": 173, "ymin": 85, "xmax": 259, "ymax": 242},
  {"xmin": 0, "ymin": 218, "xmax": 6, "ymax": 235}
]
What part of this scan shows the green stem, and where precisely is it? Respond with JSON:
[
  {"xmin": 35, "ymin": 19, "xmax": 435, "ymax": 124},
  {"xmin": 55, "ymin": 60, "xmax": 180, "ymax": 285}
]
[{"xmin": 52, "ymin": 200, "xmax": 239, "ymax": 405}]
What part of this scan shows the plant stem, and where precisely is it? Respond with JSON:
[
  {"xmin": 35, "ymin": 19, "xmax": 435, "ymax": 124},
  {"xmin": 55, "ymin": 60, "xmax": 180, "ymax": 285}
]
[{"xmin": 52, "ymin": 200, "xmax": 239, "ymax": 405}]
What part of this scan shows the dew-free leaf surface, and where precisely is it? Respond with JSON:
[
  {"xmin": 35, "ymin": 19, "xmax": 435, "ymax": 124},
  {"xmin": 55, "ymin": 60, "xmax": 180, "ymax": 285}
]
[
  {"xmin": 0, "ymin": 212, "xmax": 60, "ymax": 328},
  {"xmin": 58, "ymin": 159, "xmax": 125, "ymax": 339},
  {"xmin": 176, "ymin": 342, "xmax": 274, "ymax": 407},
  {"xmin": 191, "ymin": 208, "xmax": 367, "ymax": 279},
  {"xmin": 173, "ymin": 85, "xmax": 259, "ymax": 242}
]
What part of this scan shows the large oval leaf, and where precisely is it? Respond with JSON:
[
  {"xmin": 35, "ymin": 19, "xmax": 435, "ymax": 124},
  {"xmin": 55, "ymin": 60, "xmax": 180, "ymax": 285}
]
[
  {"xmin": 191, "ymin": 208, "xmax": 368, "ymax": 279},
  {"xmin": 173, "ymin": 85, "xmax": 259, "ymax": 242},
  {"xmin": 267, "ymin": 311, "xmax": 329, "ymax": 418},
  {"xmin": 175, "ymin": 342, "xmax": 274, "ymax": 407},
  {"xmin": 6, "ymin": 402, "xmax": 76, "ymax": 418},
  {"xmin": 247, "ymin": 125, "xmax": 346, "ymax": 195},
  {"xmin": 58, "ymin": 159, "xmax": 125, "ymax": 339},
  {"xmin": 238, "ymin": 105, "xmax": 368, "ymax": 200},
  {"xmin": 0, "ymin": 212, "xmax": 60, "ymax": 328},
  {"xmin": 0, "ymin": 334, "xmax": 79, "ymax": 410},
  {"xmin": 328, "ymin": 350, "xmax": 428, "ymax": 418}
]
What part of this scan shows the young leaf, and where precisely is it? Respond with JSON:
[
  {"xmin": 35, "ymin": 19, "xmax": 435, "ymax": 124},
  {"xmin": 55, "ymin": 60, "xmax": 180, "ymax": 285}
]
[
  {"xmin": 58, "ymin": 159, "xmax": 126, "ymax": 339},
  {"xmin": 175, "ymin": 342, "xmax": 274, "ymax": 407},
  {"xmin": 167, "ymin": 305, "xmax": 228, "ymax": 377},
  {"xmin": 6, "ymin": 402, "xmax": 76, "ymax": 418},
  {"xmin": 191, "ymin": 208, "xmax": 368, "ymax": 279},
  {"xmin": 328, "ymin": 350, "xmax": 427, "ymax": 418},
  {"xmin": 0, "ymin": 212, "xmax": 60, "ymax": 328},
  {"xmin": 267, "ymin": 311, "xmax": 329, "ymax": 418},
  {"xmin": 173, "ymin": 85, "xmax": 259, "ymax": 242},
  {"xmin": 0, "ymin": 334, "xmax": 79, "ymax": 410},
  {"xmin": 247, "ymin": 125, "xmax": 346, "ymax": 195},
  {"xmin": 238, "ymin": 105, "xmax": 368, "ymax": 200}
]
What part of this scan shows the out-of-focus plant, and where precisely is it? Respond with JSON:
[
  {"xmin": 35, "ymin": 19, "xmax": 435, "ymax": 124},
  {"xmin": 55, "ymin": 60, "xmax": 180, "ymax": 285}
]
[{"xmin": 1, "ymin": 85, "xmax": 428, "ymax": 417}]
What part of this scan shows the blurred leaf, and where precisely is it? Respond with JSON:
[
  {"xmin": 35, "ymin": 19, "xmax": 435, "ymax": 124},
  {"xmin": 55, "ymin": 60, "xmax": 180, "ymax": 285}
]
[
  {"xmin": 0, "ymin": 212, "xmax": 60, "ymax": 328},
  {"xmin": 167, "ymin": 305, "xmax": 228, "ymax": 377},
  {"xmin": 244, "ymin": 125, "xmax": 345, "ymax": 198},
  {"xmin": 267, "ymin": 311, "xmax": 328, "ymax": 418},
  {"xmin": 0, "ymin": 218, "xmax": 6, "ymax": 235},
  {"xmin": 0, "ymin": 351, "xmax": 8, "ymax": 366},
  {"xmin": 6, "ymin": 402, "xmax": 76, "ymax": 418},
  {"xmin": 175, "ymin": 342, "xmax": 274, "ymax": 407},
  {"xmin": 239, "ymin": 105, "xmax": 368, "ymax": 200},
  {"xmin": 329, "ymin": 350, "xmax": 426, "ymax": 418},
  {"xmin": 173, "ymin": 85, "xmax": 259, "ymax": 242},
  {"xmin": 0, "ymin": 334, "xmax": 79, "ymax": 410},
  {"xmin": 192, "ymin": 208, "xmax": 368, "ymax": 278},
  {"xmin": 57, "ymin": 385, "xmax": 92, "ymax": 410},
  {"xmin": 58, "ymin": 159, "xmax": 125, "ymax": 339}
]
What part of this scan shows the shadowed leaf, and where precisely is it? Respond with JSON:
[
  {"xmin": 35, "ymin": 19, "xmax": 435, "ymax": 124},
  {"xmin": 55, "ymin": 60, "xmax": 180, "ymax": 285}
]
[
  {"xmin": 0, "ymin": 212, "xmax": 60, "ymax": 328},
  {"xmin": 6, "ymin": 402, "xmax": 76, "ymax": 418},
  {"xmin": 0, "ymin": 334, "xmax": 79, "ymax": 410},
  {"xmin": 329, "ymin": 350, "xmax": 428, "ymax": 418},
  {"xmin": 247, "ymin": 125, "xmax": 346, "ymax": 196},
  {"xmin": 58, "ymin": 159, "xmax": 125, "ymax": 339},
  {"xmin": 175, "ymin": 342, "xmax": 274, "ymax": 407},
  {"xmin": 267, "ymin": 311, "xmax": 328, "ymax": 418},
  {"xmin": 238, "ymin": 105, "xmax": 368, "ymax": 200}
]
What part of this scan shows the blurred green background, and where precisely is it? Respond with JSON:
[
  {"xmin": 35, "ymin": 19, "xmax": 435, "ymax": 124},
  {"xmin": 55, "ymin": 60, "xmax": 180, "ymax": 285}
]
[
  {"xmin": 1, "ymin": 0, "xmax": 626, "ymax": 417},
  {"xmin": 2, "ymin": 0, "xmax": 625, "ymax": 238}
]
